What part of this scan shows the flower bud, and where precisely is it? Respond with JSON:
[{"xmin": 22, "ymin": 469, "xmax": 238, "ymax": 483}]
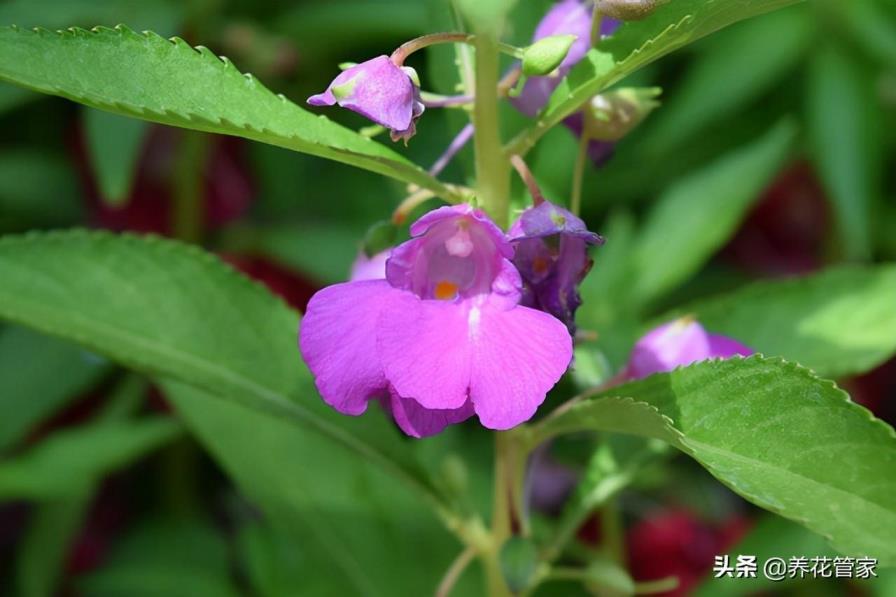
[
  {"xmin": 585, "ymin": 86, "xmax": 661, "ymax": 141},
  {"xmin": 500, "ymin": 536, "xmax": 538, "ymax": 593},
  {"xmin": 625, "ymin": 318, "xmax": 752, "ymax": 379},
  {"xmin": 308, "ymin": 56, "xmax": 424, "ymax": 142},
  {"xmin": 522, "ymin": 34, "xmax": 578, "ymax": 77}
]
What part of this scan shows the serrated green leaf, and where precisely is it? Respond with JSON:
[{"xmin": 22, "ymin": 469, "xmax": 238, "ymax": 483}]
[
  {"xmin": 807, "ymin": 43, "xmax": 881, "ymax": 260},
  {"xmin": 506, "ymin": 0, "xmax": 804, "ymax": 155},
  {"xmin": 629, "ymin": 119, "xmax": 795, "ymax": 306},
  {"xmin": 0, "ymin": 417, "xmax": 180, "ymax": 499},
  {"xmin": 535, "ymin": 357, "xmax": 896, "ymax": 564},
  {"xmin": 0, "ymin": 26, "xmax": 459, "ymax": 201},
  {"xmin": 643, "ymin": 5, "xmax": 812, "ymax": 153},
  {"xmin": 84, "ymin": 108, "xmax": 149, "ymax": 206},
  {"xmin": 680, "ymin": 265, "xmax": 896, "ymax": 379},
  {"xmin": 0, "ymin": 325, "xmax": 108, "ymax": 451},
  {"xmin": 0, "ymin": 230, "xmax": 442, "ymax": 508}
]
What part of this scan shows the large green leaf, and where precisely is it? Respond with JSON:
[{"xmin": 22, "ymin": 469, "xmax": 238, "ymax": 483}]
[
  {"xmin": 0, "ymin": 26, "xmax": 460, "ymax": 201},
  {"xmin": 534, "ymin": 357, "xmax": 896, "ymax": 564},
  {"xmin": 505, "ymin": 0, "xmax": 803, "ymax": 155},
  {"xmin": 629, "ymin": 119, "xmax": 795, "ymax": 306},
  {"xmin": 807, "ymin": 43, "xmax": 881, "ymax": 260},
  {"xmin": 0, "ymin": 325, "xmax": 108, "ymax": 451},
  {"xmin": 165, "ymin": 381, "xmax": 475, "ymax": 597},
  {"xmin": 0, "ymin": 230, "xmax": 441, "ymax": 506},
  {"xmin": 682, "ymin": 265, "xmax": 896, "ymax": 378}
]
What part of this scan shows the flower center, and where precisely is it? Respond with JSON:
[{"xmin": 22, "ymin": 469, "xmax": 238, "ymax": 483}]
[
  {"xmin": 412, "ymin": 216, "xmax": 501, "ymax": 301},
  {"xmin": 434, "ymin": 280, "xmax": 459, "ymax": 300}
]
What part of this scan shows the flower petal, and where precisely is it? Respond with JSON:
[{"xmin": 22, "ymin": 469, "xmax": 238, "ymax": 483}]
[
  {"xmin": 626, "ymin": 319, "xmax": 711, "ymax": 379},
  {"xmin": 377, "ymin": 293, "xmax": 473, "ymax": 410},
  {"xmin": 299, "ymin": 280, "xmax": 399, "ymax": 415},
  {"xmin": 708, "ymin": 334, "xmax": 753, "ymax": 359},
  {"xmin": 470, "ymin": 303, "xmax": 573, "ymax": 429},
  {"xmin": 384, "ymin": 388, "xmax": 475, "ymax": 438}
]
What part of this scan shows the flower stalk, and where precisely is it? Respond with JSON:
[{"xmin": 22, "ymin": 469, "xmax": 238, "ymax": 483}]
[{"xmin": 471, "ymin": 27, "xmax": 510, "ymax": 227}]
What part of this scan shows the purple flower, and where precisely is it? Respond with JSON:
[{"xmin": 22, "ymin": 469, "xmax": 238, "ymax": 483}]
[
  {"xmin": 508, "ymin": 201, "xmax": 603, "ymax": 334},
  {"xmin": 299, "ymin": 205, "xmax": 573, "ymax": 437},
  {"xmin": 308, "ymin": 56, "xmax": 424, "ymax": 142},
  {"xmin": 349, "ymin": 249, "xmax": 390, "ymax": 281},
  {"xmin": 625, "ymin": 318, "xmax": 753, "ymax": 380}
]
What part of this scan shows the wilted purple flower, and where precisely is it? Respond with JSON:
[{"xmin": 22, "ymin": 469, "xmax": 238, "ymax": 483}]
[
  {"xmin": 349, "ymin": 249, "xmax": 390, "ymax": 281},
  {"xmin": 508, "ymin": 201, "xmax": 603, "ymax": 334},
  {"xmin": 308, "ymin": 56, "xmax": 424, "ymax": 142},
  {"xmin": 300, "ymin": 205, "xmax": 573, "ymax": 437},
  {"xmin": 625, "ymin": 318, "xmax": 753, "ymax": 380}
]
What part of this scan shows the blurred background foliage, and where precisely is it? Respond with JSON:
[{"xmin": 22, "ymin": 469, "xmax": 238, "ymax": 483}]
[{"xmin": 0, "ymin": 0, "xmax": 894, "ymax": 596}]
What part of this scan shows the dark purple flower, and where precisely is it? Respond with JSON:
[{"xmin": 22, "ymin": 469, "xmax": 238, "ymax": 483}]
[
  {"xmin": 625, "ymin": 318, "xmax": 753, "ymax": 380},
  {"xmin": 308, "ymin": 56, "xmax": 424, "ymax": 142},
  {"xmin": 508, "ymin": 201, "xmax": 603, "ymax": 334},
  {"xmin": 299, "ymin": 205, "xmax": 573, "ymax": 437}
]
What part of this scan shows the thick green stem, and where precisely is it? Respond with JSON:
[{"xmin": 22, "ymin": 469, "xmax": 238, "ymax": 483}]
[
  {"xmin": 471, "ymin": 29, "xmax": 510, "ymax": 227},
  {"xmin": 483, "ymin": 432, "xmax": 514, "ymax": 597}
]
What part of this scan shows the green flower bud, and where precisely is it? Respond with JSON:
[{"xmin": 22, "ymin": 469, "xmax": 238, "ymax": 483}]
[
  {"xmin": 521, "ymin": 34, "xmax": 577, "ymax": 77},
  {"xmin": 499, "ymin": 536, "xmax": 538, "ymax": 593},
  {"xmin": 586, "ymin": 87, "xmax": 661, "ymax": 141}
]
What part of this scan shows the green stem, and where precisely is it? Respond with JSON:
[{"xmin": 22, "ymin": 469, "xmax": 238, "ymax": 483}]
[
  {"xmin": 570, "ymin": 128, "xmax": 590, "ymax": 216},
  {"xmin": 436, "ymin": 545, "xmax": 477, "ymax": 597},
  {"xmin": 471, "ymin": 28, "xmax": 510, "ymax": 227},
  {"xmin": 391, "ymin": 32, "xmax": 523, "ymax": 66},
  {"xmin": 482, "ymin": 432, "xmax": 514, "ymax": 597},
  {"xmin": 601, "ymin": 497, "xmax": 626, "ymax": 566},
  {"xmin": 172, "ymin": 131, "xmax": 209, "ymax": 244},
  {"xmin": 590, "ymin": 6, "xmax": 604, "ymax": 46}
]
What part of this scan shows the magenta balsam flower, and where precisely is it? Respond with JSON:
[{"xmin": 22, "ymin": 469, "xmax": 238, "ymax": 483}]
[
  {"xmin": 625, "ymin": 318, "xmax": 753, "ymax": 380},
  {"xmin": 508, "ymin": 201, "xmax": 603, "ymax": 334},
  {"xmin": 299, "ymin": 205, "xmax": 573, "ymax": 437},
  {"xmin": 308, "ymin": 56, "xmax": 424, "ymax": 142}
]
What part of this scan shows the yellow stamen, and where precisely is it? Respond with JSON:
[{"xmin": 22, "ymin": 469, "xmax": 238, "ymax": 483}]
[{"xmin": 434, "ymin": 280, "xmax": 459, "ymax": 300}]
